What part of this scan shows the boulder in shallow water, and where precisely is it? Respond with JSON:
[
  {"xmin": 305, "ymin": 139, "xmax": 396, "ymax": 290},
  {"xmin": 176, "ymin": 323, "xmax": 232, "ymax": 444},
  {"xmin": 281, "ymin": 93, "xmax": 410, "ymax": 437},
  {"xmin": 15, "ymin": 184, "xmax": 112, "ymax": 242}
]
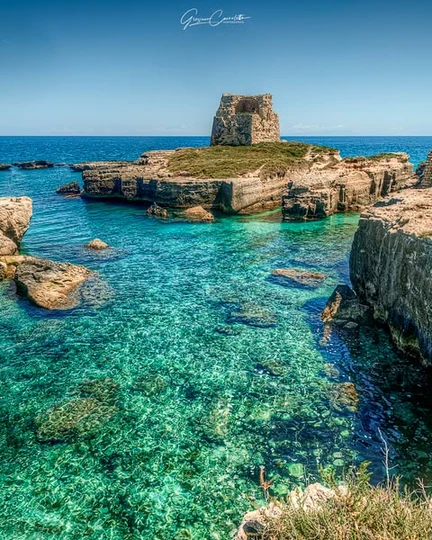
[
  {"xmin": 14, "ymin": 160, "xmax": 54, "ymax": 170},
  {"xmin": 56, "ymin": 181, "xmax": 81, "ymax": 194},
  {"xmin": 321, "ymin": 284, "xmax": 371, "ymax": 327},
  {"xmin": 272, "ymin": 268, "xmax": 326, "ymax": 287},
  {"xmin": 85, "ymin": 238, "xmax": 110, "ymax": 250},
  {"xmin": 147, "ymin": 203, "xmax": 169, "ymax": 219},
  {"xmin": 177, "ymin": 206, "xmax": 214, "ymax": 223},
  {"xmin": 0, "ymin": 164, "xmax": 11, "ymax": 171},
  {"xmin": 13, "ymin": 257, "xmax": 92, "ymax": 309}
]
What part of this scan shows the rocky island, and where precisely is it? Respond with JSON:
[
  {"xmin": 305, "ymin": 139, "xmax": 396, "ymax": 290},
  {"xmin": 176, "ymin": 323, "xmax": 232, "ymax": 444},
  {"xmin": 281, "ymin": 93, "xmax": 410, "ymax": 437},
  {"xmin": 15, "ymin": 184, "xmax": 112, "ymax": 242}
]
[{"xmin": 58, "ymin": 94, "xmax": 416, "ymax": 218}]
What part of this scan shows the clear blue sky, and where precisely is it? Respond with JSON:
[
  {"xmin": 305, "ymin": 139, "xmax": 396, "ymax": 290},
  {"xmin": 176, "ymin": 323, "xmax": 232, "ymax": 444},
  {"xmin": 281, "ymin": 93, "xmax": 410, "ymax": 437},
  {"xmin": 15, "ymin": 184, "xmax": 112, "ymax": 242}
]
[{"xmin": 1, "ymin": 0, "xmax": 431, "ymax": 135}]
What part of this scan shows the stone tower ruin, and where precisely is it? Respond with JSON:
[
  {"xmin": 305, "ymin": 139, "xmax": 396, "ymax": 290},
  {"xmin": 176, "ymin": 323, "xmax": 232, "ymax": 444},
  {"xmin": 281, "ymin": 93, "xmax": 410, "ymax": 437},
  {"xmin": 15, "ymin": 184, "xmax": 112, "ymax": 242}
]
[
  {"xmin": 210, "ymin": 94, "xmax": 280, "ymax": 146},
  {"xmin": 422, "ymin": 151, "xmax": 432, "ymax": 186}
]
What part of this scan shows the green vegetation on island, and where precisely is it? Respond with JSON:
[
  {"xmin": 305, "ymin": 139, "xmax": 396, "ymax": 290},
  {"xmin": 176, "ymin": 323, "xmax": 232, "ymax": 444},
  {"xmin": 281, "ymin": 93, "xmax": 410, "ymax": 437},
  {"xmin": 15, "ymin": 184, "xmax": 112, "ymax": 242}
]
[{"xmin": 167, "ymin": 141, "xmax": 337, "ymax": 179}]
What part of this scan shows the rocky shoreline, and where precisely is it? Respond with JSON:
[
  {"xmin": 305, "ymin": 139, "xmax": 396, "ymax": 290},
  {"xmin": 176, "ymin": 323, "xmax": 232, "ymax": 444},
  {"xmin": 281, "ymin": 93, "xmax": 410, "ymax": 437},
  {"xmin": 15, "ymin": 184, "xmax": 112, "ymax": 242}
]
[{"xmin": 0, "ymin": 197, "xmax": 94, "ymax": 310}]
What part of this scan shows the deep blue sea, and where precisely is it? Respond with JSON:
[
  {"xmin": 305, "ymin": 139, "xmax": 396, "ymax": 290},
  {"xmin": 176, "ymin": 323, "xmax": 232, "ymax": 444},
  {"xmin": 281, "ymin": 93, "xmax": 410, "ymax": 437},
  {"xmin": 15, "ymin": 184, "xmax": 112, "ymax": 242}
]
[{"xmin": 0, "ymin": 136, "xmax": 431, "ymax": 539}]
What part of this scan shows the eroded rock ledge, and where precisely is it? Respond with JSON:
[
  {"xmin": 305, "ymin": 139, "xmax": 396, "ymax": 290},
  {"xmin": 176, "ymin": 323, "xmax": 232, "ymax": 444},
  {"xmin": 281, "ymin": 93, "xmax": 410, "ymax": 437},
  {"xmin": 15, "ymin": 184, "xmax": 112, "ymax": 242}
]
[
  {"xmin": 79, "ymin": 143, "xmax": 341, "ymax": 214},
  {"xmin": 73, "ymin": 144, "xmax": 415, "ymax": 217},
  {"xmin": 282, "ymin": 153, "xmax": 415, "ymax": 220},
  {"xmin": 349, "ymin": 187, "xmax": 432, "ymax": 361}
]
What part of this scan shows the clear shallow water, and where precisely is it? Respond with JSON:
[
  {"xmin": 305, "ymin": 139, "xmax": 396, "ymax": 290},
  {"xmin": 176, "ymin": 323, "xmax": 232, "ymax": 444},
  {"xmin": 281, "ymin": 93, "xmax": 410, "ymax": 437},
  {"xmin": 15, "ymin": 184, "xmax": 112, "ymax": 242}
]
[{"xmin": 0, "ymin": 137, "xmax": 432, "ymax": 539}]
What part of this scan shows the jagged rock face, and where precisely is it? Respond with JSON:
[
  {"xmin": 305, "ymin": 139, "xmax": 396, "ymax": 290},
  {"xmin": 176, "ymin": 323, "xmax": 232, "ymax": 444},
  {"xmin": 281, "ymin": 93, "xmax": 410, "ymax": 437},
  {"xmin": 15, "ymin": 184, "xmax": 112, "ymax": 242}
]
[
  {"xmin": 0, "ymin": 197, "xmax": 32, "ymax": 255},
  {"xmin": 350, "ymin": 188, "xmax": 432, "ymax": 361},
  {"xmin": 56, "ymin": 181, "xmax": 81, "ymax": 194},
  {"xmin": 210, "ymin": 93, "xmax": 280, "ymax": 146},
  {"xmin": 282, "ymin": 154, "xmax": 415, "ymax": 221}
]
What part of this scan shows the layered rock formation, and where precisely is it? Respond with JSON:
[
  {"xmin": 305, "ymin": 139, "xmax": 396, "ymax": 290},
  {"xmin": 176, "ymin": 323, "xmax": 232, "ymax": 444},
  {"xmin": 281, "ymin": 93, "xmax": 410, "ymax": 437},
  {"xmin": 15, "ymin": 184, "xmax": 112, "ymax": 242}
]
[
  {"xmin": 210, "ymin": 93, "xmax": 280, "ymax": 146},
  {"xmin": 1, "ymin": 256, "xmax": 92, "ymax": 310},
  {"xmin": 77, "ymin": 145, "xmax": 416, "ymax": 217},
  {"xmin": 80, "ymin": 143, "xmax": 341, "ymax": 214},
  {"xmin": 56, "ymin": 181, "xmax": 81, "ymax": 194},
  {"xmin": 282, "ymin": 153, "xmax": 416, "ymax": 220},
  {"xmin": 0, "ymin": 197, "xmax": 32, "ymax": 255},
  {"xmin": 349, "ymin": 187, "xmax": 432, "ymax": 361}
]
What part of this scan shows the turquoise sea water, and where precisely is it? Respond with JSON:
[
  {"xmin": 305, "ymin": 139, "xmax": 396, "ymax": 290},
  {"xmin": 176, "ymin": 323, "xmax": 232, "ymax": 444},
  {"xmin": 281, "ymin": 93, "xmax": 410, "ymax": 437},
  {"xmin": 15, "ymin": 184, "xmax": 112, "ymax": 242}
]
[{"xmin": 0, "ymin": 136, "xmax": 432, "ymax": 539}]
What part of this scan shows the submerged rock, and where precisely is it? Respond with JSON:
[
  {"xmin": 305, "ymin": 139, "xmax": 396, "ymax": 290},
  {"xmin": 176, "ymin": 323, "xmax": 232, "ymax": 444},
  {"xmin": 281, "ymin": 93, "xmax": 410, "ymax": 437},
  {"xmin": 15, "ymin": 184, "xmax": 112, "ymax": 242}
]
[
  {"xmin": 56, "ymin": 181, "xmax": 81, "ymax": 194},
  {"xmin": 13, "ymin": 257, "xmax": 92, "ymax": 309},
  {"xmin": 0, "ymin": 164, "xmax": 11, "ymax": 171},
  {"xmin": 14, "ymin": 160, "xmax": 54, "ymax": 170},
  {"xmin": 147, "ymin": 202, "xmax": 169, "ymax": 219},
  {"xmin": 321, "ymin": 284, "xmax": 371, "ymax": 328},
  {"xmin": 36, "ymin": 378, "xmax": 119, "ymax": 442},
  {"xmin": 272, "ymin": 268, "xmax": 326, "ymax": 287},
  {"xmin": 85, "ymin": 238, "xmax": 110, "ymax": 250},
  {"xmin": 0, "ymin": 197, "xmax": 33, "ymax": 255},
  {"xmin": 329, "ymin": 382, "xmax": 359, "ymax": 412},
  {"xmin": 227, "ymin": 303, "xmax": 277, "ymax": 328}
]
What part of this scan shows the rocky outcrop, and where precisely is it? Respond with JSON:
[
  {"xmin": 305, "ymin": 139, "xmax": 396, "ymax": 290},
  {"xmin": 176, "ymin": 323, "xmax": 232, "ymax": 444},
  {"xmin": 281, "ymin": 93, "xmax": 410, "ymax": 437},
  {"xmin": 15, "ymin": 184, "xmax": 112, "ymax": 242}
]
[
  {"xmin": 2, "ymin": 256, "xmax": 92, "ymax": 310},
  {"xmin": 282, "ymin": 153, "xmax": 415, "ymax": 220},
  {"xmin": 80, "ymin": 144, "xmax": 341, "ymax": 214},
  {"xmin": 0, "ymin": 164, "xmax": 11, "ymax": 171},
  {"xmin": 70, "ymin": 161, "xmax": 131, "ymax": 172},
  {"xmin": 14, "ymin": 160, "xmax": 54, "ymax": 170},
  {"xmin": 79, "ymin": 146, "xmax": 416, "ymax": 217},
  {"xmin": 85, "ymin": 238, "xmax": 110, "ymax": 250},
  {"xmin": 321, "ymin": 284, "xmax": 371, "ymax": 328},
  {"xmin": 56, "ymin": 181, "xmax": 81, "ymax": 194},
  {"xmin": 210, "ymin": 93, "xmax": 280, "ymax": 146},
  {"xmin": 0, "ymin": 197, "xmax": 32, "ymax": 255},
  {"xmin": 237, "ymin": 483, "xmax": 348, "ymax": 539},
  {"xmin": 350, "ymin": 187, "xmax": 432, "ymax": 361}
]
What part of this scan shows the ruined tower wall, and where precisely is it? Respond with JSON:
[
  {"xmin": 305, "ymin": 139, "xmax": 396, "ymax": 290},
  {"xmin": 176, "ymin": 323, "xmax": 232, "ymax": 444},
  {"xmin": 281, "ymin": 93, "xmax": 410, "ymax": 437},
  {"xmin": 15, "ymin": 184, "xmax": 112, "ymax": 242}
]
[{"xmin": 210, "ymin": 93, "xmax": 280, "ymax": 146}]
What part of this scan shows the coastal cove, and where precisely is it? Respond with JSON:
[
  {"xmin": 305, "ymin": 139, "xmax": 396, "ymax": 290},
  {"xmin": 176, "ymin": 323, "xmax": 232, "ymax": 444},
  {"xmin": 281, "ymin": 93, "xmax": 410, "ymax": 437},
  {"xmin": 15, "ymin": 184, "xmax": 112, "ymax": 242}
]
[{"xmin": 1, "ymin": 136, "xmax": 432, "ymax": 539}]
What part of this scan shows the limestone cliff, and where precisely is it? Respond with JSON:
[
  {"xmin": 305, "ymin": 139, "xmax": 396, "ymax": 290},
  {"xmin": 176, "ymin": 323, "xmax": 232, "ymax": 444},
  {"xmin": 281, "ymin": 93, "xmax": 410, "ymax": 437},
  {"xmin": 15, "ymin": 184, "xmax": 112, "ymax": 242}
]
[
  {"xmin": 282, "ymin": 153, "xmax": 416, "ymax": 220},
  {"xmin": 0, "ymin": 197, "xmax": 32, "ymax": 255},
  {"xmin": 78, "ymin": 146, "xmax": 416, "ymax": 217},
  {"xmin": 350, "ymin": 187, "xmax": 432, "ymax": 361},
  {"xmin": 80, "ymin": 143, "xmax": 340, "ymax": 214}
]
